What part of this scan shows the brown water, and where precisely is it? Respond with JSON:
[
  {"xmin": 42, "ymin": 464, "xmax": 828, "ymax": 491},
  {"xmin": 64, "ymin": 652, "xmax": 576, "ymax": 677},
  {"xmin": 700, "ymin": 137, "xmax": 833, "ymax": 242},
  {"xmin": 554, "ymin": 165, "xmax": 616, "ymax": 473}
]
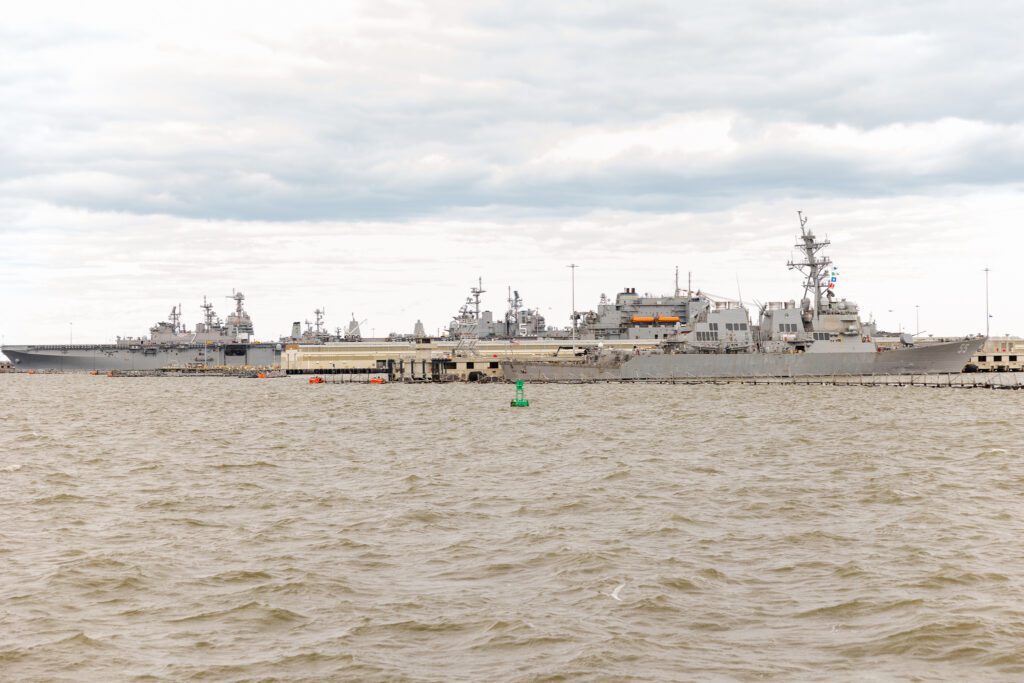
[{"xmin": 2, "ymin": 375, "xmax": 1023, "ymax": 681}]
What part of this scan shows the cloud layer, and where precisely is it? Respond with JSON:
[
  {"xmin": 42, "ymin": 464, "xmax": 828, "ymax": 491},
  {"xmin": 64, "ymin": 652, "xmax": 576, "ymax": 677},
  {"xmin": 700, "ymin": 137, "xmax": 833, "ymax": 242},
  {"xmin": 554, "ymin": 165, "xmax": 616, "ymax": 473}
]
[{"xmin": 1, "ymin": 1, "xmax": 1022, "ymax": 340}]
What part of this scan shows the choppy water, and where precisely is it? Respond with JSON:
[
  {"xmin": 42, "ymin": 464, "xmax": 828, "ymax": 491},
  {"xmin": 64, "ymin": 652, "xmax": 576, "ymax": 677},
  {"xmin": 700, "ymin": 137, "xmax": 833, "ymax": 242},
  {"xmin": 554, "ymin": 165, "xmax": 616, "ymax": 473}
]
[{"xmin": 1, "ymin": 375, "xmax": 1023, "ymax": 681}]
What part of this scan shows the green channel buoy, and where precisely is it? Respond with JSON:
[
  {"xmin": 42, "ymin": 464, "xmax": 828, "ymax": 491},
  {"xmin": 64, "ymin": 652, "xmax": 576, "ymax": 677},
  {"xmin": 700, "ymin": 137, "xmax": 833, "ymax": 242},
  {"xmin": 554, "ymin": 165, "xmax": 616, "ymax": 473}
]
[{"xmin": 510, "ymin": 380, "xmax": 529, "ymax": 407}]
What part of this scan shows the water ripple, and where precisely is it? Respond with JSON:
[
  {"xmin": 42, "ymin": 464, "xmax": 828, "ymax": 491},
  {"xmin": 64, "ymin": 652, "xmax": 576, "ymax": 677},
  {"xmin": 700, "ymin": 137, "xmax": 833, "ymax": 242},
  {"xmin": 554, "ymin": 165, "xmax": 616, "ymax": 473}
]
[{"xmin": 1, "ymin": 376, "xmax": 1023, "ymax": 680}]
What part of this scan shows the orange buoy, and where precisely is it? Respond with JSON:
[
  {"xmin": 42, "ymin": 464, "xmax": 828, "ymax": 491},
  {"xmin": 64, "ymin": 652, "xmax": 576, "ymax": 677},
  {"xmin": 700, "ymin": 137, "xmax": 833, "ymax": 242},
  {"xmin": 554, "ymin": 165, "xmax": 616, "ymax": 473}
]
[
  {"xmin": 370, "ymin": 377, "xmax": 385, "ymax": 384},
  {"xmin": 308, "ymin": 376, "xmax": 325, "ymax": 384},
  {"xmin": 257, "ymin": 372, "xmax": 266, "ymax": 379}
]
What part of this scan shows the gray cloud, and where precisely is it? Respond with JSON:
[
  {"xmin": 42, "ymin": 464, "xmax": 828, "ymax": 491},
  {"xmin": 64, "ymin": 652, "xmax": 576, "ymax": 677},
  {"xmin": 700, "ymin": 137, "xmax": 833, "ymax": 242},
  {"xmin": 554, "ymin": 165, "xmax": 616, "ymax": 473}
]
[
  {"xmin": 2, "ymin": 1, "xmax": 1024, "ymax": 222},
  {"xmin": 1, "ymin": 1, "xmax": 1022, "ymax": 341}
]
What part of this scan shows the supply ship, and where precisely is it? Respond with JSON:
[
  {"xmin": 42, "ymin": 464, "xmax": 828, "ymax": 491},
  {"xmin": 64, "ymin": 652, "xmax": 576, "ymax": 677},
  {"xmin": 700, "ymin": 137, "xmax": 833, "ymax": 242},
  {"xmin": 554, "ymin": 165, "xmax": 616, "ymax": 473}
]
[
  {"xmin": 1, "ymin": 292, "xmax": 280, "ymax": 372},
  {"xmin": 502, "ymin": 214, "xmax": 984, "ymax": 381}
]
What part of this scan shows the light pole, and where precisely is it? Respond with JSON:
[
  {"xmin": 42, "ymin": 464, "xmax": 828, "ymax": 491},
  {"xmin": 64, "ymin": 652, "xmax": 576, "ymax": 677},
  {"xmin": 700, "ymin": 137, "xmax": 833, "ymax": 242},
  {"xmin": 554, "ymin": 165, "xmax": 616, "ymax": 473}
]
[
  {"xmin": 567, "ymin": 263, "xmax": 578, "ymax": 348},
  {"xmin": 69, "ymin": 322, "xmax": 73, "ymax": 346},
  {"xmin": 915, "ymin": 304, "xmax": 919, "ymax": 336},
  {"xmin": 984, "ymin": 267, "xmax": 991, "ymax": 338}
]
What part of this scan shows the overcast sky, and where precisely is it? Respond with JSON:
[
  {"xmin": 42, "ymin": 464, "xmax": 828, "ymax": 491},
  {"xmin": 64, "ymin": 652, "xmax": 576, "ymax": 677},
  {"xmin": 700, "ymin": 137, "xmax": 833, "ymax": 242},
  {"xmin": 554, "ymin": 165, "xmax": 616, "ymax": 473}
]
[{"xmin": 2, "ymin": 0, "xmax": 1022, "ymax": 343}]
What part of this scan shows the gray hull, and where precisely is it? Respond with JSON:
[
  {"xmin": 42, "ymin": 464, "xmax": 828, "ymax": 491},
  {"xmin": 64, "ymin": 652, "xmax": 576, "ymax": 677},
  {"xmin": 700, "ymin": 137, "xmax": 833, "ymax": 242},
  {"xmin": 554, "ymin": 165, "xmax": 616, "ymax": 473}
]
[
  {"xmin": 502, "ymin": 339, "xmax": 984, "ymax": 381},
  {"xmin": 1, "ymin": 344, "xmax": 281, "ymax": 372}
]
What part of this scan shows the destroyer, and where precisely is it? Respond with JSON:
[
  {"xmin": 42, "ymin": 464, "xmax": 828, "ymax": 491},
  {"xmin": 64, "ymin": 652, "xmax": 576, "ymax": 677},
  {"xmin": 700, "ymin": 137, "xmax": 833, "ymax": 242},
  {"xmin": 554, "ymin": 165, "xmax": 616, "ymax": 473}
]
[
  {"xmin": 502, "ymin": 214, "xmax": 984, "ymax": 381},
  {"xmin": 2, "ymin": 292, "xmax": 280, "ymax": 372}
]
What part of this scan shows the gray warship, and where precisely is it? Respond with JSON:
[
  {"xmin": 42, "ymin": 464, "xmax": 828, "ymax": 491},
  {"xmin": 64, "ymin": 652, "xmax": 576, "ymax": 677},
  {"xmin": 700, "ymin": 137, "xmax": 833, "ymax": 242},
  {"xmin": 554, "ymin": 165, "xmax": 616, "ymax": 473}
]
[
  {"xmin": 1, "ymin": 292, "xmax": 280, "ymax": 371},
  {"xmin": 447, "ymin": 279, "xmax": 548, "ymax": 339},
  {"xmin": 503, "ymin": 214, "xmax": 984, "ymax": 381}
]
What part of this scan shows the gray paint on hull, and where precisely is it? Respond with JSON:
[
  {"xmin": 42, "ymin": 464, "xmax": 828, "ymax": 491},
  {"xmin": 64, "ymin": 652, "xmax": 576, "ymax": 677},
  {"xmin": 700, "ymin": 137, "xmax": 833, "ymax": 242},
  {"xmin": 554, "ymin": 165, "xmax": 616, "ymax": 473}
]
[
  {"xmin": 1, "ymin": 345, "xmax": 280, "ymax": 371},
  {"xmin": 502, "ymin": 339, "xmax": 984, "ymax": 381}
]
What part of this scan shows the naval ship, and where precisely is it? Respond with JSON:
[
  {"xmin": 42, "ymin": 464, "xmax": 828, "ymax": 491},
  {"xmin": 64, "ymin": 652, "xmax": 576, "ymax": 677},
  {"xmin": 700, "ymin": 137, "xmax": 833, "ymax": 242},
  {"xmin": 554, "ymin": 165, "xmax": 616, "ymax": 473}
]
[
  {"xmin": 502, "ymin": 214, "xmax": 984, "ymax": 381},
  {"xmin": 1, "ymin": 292, "xmax": 280, "ymax": 371}
]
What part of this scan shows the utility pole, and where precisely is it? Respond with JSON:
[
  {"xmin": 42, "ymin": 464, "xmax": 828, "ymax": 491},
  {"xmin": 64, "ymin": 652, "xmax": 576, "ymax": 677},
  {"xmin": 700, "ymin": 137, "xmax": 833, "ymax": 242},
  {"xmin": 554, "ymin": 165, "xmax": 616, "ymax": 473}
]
[
  {"xmin": 567, "ymin": 263, "xmax": 578, "ymax": 348},
  {"xmin": 984, "ymin": 267, "xmax": 991, "ymax": 338}
]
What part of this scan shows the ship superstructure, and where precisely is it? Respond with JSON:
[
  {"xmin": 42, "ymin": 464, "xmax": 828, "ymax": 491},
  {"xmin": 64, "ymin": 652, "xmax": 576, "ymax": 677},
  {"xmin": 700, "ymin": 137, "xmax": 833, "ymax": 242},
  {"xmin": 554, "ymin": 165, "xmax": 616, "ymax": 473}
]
[
  {"xmin": 577, "ymin": 286, "xmax": 702, "ymax": 340},
  {"xmin": 447, "ymin": 279, "xmax": 547, "ymax": 339}
]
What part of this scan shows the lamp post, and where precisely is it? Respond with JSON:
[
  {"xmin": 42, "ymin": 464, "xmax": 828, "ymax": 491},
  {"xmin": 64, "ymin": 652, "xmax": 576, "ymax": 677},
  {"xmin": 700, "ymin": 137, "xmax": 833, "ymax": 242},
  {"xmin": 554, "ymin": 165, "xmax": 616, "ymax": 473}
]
[
  {"xmin": 69, "ymin": 322, "xmax": 73, "ymax": 346},
  {"xmin": 984, "ymin": 267, "xmax": 991, "ymax": 338},
  {"xmin": 915, "ymin": 304, "xmax": 919, "ymax": 336},
  {"xmin": 567, "ymin": 263, "xmax": 578, "ymax": 349}
]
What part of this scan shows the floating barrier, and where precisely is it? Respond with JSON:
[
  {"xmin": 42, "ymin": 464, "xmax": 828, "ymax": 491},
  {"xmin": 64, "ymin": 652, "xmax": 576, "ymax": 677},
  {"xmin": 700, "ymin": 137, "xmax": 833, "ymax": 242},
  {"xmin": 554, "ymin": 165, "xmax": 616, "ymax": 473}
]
[
  {"xmin": 308, "ymin": 376, "xmax": 325, "ymax": 384},
  {"xmin": 515, "ymin": 373, "xmax": 1024, "ymax": 389}
]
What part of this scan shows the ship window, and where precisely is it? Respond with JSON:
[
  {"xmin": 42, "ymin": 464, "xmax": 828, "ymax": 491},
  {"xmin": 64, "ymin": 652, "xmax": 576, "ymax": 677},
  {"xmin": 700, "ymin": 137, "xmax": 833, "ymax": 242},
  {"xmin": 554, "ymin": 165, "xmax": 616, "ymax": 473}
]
[
  {"xmin": 1010, "ymin": 356, "xmax": 1018, "ymax": 362},
  {"xmin": 740, "ymin": 323, "xmax": 748, "ymax": 330},
  {"xmin": 489, "ymin": 361, "xmax": 499, "ymax": 369},
  {"xmin": 993, "ymin": 356, "xmax": 1002, "ymax": 362},
  {"xmin": 466, "ymin": 362, "xmax": 475, "ymax": 369},
  {"xmin": 978, "ymin": 355, "xmax": 987, "ymax": 362}
]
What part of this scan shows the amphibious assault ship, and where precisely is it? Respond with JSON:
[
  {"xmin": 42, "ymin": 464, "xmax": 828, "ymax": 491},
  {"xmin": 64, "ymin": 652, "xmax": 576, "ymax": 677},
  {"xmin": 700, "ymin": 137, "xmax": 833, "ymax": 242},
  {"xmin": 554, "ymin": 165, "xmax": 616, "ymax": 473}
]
[
  {"xmin": 1, "ymin": 292, "xmax": 280, "ymax": 371},
  {"xmin": 502, "ymin": 214, "xmax": 984, "ymax": 381}
]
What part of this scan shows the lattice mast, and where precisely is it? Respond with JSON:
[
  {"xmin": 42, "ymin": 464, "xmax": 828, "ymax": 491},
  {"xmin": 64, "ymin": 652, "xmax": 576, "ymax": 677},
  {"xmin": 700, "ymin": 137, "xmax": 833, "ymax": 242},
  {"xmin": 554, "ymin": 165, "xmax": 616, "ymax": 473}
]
[{"xmin": 786, "ymin": 212, "xmax": 832, "ymax": 323}]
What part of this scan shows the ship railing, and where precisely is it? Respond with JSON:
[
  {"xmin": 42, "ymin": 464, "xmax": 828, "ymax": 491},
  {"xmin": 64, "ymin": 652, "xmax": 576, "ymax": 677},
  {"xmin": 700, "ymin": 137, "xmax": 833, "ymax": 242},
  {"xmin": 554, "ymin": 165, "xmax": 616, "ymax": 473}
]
[{"xmin": 27, "ymin": 344, "xmax": 120, "ymax": 351}]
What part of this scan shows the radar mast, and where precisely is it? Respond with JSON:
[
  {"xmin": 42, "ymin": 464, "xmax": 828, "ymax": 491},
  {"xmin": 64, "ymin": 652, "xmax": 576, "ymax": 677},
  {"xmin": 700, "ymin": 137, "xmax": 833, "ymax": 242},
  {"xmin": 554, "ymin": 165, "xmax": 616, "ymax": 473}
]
[
  {"xmin": 786, "ymin": 211, "xmax": 833, "ymax": 324},
  {"xmin": 201, "ymin": 296, "xmax": 217, "ymax": 327},
  {"xmin": 169, "ymin": 304, "xmax": 182, "ymax": 333}
]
